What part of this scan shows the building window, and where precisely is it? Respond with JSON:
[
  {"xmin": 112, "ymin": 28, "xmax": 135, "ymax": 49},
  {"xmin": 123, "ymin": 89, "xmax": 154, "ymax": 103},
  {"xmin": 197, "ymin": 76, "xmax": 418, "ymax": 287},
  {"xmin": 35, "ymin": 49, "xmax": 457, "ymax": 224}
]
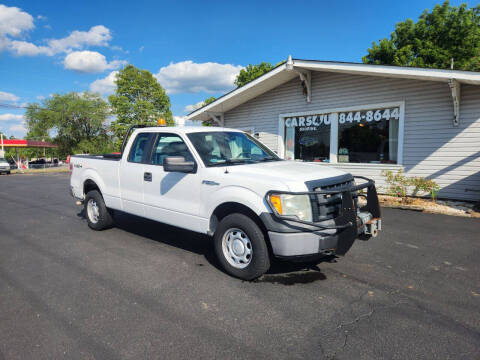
[
  {"xmin": 337, "ymin": 108, "xmax": 399, "ymax": 164},
  {"xmin": 284, "ymin": 114, "xmax": 331, "ymax": 162},
  {"xmin": 282, "ymin": 104, "xmax": 402, "ymax": 164}
]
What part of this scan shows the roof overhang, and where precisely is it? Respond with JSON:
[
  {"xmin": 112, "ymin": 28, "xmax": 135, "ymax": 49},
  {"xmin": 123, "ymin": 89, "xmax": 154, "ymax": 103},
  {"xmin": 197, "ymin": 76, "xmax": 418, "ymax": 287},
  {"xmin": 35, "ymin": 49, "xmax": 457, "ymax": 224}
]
[
  {"xmin": 0, "ymin": 139, "xmax": 57, "ymax": 148},
  {"xmin": 187, "ymin": 58, "xmax": 480, "ymax": 122}
]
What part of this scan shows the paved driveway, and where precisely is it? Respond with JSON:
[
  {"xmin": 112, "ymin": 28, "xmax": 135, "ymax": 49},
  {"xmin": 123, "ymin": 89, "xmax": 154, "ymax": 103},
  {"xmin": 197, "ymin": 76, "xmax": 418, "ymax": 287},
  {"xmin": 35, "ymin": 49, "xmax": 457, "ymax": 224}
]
[{"xmin": 0, "ymin": 173, "xmax": 479, "ymax": 359}]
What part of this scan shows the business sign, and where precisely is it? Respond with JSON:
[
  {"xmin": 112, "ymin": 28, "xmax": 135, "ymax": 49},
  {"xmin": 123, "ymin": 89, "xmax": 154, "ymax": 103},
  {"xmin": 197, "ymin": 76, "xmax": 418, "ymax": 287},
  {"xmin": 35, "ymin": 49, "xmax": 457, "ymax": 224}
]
[
  {"xmin": 338, "ymin": 107, "xmax": 400, "ymax": 124},
  {"xmin": 285, "ymin": 114, "xmax": 331, "ymax": 128},
  {"xmin": 284, "ymin": 107, "xmax": 399, "ymax": 131}
]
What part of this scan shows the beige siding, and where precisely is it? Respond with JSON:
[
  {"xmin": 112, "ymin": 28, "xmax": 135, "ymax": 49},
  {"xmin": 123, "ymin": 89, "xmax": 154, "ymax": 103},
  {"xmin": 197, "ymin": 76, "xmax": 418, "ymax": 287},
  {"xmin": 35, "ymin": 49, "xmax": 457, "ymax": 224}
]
[{"xmin": 224, "ymin": 72, "xmax": 480, "ymax": 201}]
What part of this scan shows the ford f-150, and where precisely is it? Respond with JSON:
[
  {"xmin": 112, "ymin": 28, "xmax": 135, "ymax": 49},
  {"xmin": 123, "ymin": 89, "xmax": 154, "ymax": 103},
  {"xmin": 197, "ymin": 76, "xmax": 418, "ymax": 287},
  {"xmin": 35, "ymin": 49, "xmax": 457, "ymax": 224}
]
[{"xmin": 70, "ymin": 126, "xmax": 381, "ymax": 280}]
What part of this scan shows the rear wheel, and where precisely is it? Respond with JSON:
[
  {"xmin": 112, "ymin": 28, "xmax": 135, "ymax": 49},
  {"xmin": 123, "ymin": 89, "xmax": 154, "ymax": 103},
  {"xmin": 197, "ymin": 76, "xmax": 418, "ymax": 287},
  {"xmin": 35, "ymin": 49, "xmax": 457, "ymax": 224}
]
[
  {"xmin": 84, "ymin": 190, "xmax": 113, "ymax": 230},
  {"xmin": 214, "ymin": 213, "xmax": 270, "ymax": 280}
]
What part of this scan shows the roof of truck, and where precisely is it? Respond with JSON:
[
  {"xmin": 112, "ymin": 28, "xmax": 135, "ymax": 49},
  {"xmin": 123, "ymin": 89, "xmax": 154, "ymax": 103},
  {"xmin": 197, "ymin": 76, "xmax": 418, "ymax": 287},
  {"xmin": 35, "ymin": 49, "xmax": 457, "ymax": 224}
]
[{"xmin": 133, "ymin": 126, "xmax": 243, "ymax": 134}]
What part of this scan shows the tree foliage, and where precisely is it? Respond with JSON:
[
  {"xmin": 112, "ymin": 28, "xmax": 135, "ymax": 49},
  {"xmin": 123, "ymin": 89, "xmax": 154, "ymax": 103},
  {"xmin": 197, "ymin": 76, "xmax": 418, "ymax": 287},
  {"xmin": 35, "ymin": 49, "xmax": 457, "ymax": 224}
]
[
  {"xmin": 363, "ymin": 1, "xmax": 480, "ymax": 71},
  {"xmin": 25, "ymin": 92, "xmax": 112, "ymax": 157},
  {"xmin": 108, "ymin": 64, "xmax": 173, "ymax": 145},
  {"xmin": 200, "ymin": 96, "xmax": 217, "ymax": 127},
  {"xmin": 203, "ymin": 96, "xmax": 216, "ymax": 106},
  {"xmin": 234, "ymin": 62, "xmax": 274, "ymax": 87}
]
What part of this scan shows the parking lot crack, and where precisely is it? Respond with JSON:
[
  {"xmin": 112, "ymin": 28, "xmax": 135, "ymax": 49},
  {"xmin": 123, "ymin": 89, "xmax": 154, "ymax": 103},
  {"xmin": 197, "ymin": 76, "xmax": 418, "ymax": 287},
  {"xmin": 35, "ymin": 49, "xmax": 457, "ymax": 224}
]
[{"xmin": 326, "ymin": 298, "xmax": 407, "ymax": 359}]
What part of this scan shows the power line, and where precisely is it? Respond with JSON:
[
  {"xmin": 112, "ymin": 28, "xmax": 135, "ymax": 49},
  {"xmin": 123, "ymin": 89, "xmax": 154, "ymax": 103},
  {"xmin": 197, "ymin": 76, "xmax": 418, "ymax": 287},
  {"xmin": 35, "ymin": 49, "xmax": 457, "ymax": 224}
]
[
  {"xmin": 0, "ymin": 103, "xmax": 29, "ymax": 109},
  {"xmin": 0, "ymin": 102, "xmax": 65, "ymax": 114}
]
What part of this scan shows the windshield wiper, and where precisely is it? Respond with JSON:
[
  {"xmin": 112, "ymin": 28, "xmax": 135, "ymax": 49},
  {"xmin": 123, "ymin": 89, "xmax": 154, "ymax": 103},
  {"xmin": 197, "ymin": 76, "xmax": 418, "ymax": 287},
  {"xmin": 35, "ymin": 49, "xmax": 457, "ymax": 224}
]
[
  {"xmin": 209, "ymin": 159, "xmax": 252, "ymax": 167},
  {"xmin": 257, "ymin": 156, "xmax": 280, "ymax": 162}
]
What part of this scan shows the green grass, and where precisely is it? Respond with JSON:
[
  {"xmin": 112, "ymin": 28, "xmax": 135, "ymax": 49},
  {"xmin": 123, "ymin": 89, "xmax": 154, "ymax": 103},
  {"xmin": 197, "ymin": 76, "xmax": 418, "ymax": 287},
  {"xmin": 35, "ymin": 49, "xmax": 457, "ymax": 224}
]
[{"xmin": 11, "ymin": 166, "xmax": 70, "ymax": 174}]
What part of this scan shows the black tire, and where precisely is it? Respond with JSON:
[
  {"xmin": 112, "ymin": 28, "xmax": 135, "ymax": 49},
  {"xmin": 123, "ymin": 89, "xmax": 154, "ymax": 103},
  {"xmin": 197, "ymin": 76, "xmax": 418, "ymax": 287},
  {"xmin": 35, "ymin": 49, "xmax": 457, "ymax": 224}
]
[
  {"xmin": 84, "ymin": 190, "xmax": 113, "ymax": 230},
  {"xmin": 6, "ymin": 171, "xmax": 10, "ymax": 175},
  {"xmin": 214, "ymin": 213, "xmax": 270, "ymax": 280}
]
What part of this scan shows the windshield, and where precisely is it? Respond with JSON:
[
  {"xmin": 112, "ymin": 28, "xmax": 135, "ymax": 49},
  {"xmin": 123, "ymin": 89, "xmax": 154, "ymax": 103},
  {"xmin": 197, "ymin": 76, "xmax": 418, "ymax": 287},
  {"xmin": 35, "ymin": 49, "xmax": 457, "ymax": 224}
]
[
  {"xmin": 187, "ymin": 131, "xmax": 280, "ymax": 167},
  {"xmin": 0, "ymin": 158, "xmax": 6, "ymax": 162}
]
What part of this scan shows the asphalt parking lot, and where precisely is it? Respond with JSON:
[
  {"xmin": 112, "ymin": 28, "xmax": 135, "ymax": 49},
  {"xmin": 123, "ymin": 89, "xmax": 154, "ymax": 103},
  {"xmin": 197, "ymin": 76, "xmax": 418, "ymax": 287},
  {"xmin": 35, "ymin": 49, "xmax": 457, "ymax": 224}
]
[{"xmin": 0, "ymin": 173, "xmax": 479, "ymax": 360}]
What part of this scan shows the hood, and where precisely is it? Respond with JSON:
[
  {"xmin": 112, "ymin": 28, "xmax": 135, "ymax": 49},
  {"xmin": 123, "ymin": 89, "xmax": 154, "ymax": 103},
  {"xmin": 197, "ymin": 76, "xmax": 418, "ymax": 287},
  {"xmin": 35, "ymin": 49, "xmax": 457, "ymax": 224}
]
[{"xmin": 225, "ymin": 160, "xmax": 349, "ymax": 191}]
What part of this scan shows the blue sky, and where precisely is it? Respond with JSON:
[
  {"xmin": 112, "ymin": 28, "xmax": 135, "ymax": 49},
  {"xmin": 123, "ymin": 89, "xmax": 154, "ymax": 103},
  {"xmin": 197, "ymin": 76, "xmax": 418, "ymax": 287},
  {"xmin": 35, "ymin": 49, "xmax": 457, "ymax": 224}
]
[{"xmin": 0, "ymin": 0, "xmax": 471, "ymax": 138}]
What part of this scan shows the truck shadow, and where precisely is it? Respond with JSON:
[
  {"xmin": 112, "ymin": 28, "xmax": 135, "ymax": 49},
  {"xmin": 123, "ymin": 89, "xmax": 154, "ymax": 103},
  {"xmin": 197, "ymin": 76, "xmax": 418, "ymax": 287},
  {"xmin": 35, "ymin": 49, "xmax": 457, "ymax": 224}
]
[{"xmin": 81, "ymin": 210, "xmax": 330, "ymax": 285}]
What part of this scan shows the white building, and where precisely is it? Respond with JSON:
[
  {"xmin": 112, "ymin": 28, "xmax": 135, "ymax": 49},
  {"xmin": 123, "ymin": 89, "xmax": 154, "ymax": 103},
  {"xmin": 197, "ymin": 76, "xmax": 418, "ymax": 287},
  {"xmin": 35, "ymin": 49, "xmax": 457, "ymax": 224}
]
[{"xmin": 187, "ymin": 57, "xmax": 480, "ymax": 201}]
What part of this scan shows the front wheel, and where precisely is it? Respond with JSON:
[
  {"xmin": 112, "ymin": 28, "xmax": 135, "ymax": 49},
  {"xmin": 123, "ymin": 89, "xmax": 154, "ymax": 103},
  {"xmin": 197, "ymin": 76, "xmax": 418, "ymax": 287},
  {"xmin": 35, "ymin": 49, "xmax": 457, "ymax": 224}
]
[
  {"xmin": 84, "ymin": 190, "xmax": 113, "ymax": 230},
  {"xmin": 214, "ymin": 213, "xmax": 270, "ymax": 280}
]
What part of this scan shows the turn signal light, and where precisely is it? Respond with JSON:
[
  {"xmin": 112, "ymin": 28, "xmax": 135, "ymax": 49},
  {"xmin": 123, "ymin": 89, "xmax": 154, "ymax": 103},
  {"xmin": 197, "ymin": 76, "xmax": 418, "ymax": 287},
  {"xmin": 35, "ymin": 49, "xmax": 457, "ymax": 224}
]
[{"xmin": 269, "ymin": 194, "xmax": 283, "ymax": 214}]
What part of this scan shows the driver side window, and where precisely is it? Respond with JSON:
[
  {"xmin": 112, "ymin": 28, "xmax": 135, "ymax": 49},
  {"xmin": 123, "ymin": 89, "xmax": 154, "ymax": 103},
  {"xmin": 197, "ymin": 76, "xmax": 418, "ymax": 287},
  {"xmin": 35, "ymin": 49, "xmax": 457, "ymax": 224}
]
[{"xmin": 151, "ymin": 133, "xmax": 194, "ymax": 166}]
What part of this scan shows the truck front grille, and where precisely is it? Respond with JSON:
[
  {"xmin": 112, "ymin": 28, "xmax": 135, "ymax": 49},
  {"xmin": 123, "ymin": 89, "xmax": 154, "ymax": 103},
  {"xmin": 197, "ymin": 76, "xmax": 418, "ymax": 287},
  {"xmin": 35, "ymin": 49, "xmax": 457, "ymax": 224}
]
[{"xmin": 312, "ymin": 178, "xmax": 355, "ymax": 221}]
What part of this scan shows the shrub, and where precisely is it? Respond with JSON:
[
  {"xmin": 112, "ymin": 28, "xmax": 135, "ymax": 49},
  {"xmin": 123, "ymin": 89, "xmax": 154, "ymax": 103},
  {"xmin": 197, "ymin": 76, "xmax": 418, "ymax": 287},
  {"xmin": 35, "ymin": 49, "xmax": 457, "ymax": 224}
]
[
  {"xmin": 382, "ymin": 170, "xmax": 411, "ymax": 202},
  {"xmin": 381, "ymin": 170, "xmax": 440, "ymax": 202},
  {"xmin": 410, "ymin": 176, "xmax": 440, "ymax": 202}
]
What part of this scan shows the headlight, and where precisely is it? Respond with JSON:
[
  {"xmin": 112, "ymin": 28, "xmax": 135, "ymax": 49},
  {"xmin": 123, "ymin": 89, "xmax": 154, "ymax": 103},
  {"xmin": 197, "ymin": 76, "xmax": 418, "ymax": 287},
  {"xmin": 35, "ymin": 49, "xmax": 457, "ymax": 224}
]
[{"xmin": 269, "ymin": 193, "xmax": 313, "ymax": 222}]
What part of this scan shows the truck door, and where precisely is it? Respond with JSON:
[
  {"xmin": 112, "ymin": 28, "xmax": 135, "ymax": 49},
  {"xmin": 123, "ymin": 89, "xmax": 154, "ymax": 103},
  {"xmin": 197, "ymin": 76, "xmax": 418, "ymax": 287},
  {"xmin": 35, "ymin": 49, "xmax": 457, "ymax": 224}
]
[
  {"xmin": 119, "ymin": 132, "xmax": 155, "ymax": 216},
  {"xmin": 142, "ymin": 132, "xmax": 202, "ymax": 232}
]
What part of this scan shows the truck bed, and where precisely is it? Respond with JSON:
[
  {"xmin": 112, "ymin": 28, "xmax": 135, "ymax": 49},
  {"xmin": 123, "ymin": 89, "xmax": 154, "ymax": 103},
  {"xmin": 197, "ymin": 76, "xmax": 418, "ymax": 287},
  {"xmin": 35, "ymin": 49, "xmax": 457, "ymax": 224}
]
[
  {"xmin": 70, "ymin": 154, "xmax": 122, "ymax": 206},
  {"xmin": 72, "ymin": 154, "xmax": 122, "ymax": 161}
]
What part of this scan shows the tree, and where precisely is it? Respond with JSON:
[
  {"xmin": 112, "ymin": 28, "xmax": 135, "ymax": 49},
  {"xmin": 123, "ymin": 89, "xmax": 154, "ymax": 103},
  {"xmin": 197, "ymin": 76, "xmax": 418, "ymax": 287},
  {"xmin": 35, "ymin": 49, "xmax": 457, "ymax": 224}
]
[
  {"xmin": 200, "ymin": 96, "xmax": 217, "ymax": 126},
  {"xmin": 108, "ymin": 64, "xmax": 173, "ymax": 145},
  {"xmin": 234, "ymin": 62, "xmax": 274, "ymax": 87},
  {"xmin": 363, "ymin": 1, "xmax": 480, "ymax": 71},
  {"xmin": 203, "ymin": 96, "xmax": 216, "ymax": 106},
  {"xmin": 25, "ymin": 92, "xmax": 112, "ymax": 157}
]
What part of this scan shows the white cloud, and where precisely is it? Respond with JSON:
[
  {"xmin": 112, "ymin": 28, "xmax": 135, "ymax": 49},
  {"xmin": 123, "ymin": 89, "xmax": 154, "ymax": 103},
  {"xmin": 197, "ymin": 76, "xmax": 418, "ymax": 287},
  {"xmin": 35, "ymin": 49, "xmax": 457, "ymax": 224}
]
[
  {"xmin": 0, "ymin": 113, "xmax": 24, "ymax": 121},
  {"xmin": 174, "ymin": 115, "xmax": 202, "ymax": 127},
  {"xmin": 9, "ymin": 123, "xmax": 27, "ymax": 133},
  {"xmin": 3, "ymin": 21, "xmax": 114, "ymax": 57},
  {"xmin": 0, "ymin": 91, "xmax": 19, "ymax": 102},
  {"xmin": 184, "ymin": 101, "xmax": 204, "ymax": 113},
  {"xmin": 8, "ymin": 40, "xmax": 53, "ymax": 56},
  {"xmin": 90, "ymin": 70, "xmax": 118, "ymax": 95},
  {"xmin": 36, "ymin": 95, "xmax": 45, "ymax": 100},
  {"xmin": 48, "ymin": 25, "xmax": 111, "ymax": 54},
  {"xmin": 0, "ymin": 5, "xmax": 34, "ymax": 38},
  {"xmin": 139, "ymin": 45, "xmax": 144, "ymax": 52},
  {"xmin": 155, "ymin": 61, "xmax": 243, "ymax": 94},
  {"xmin": 64, "ymin": 51, "xmax": 126, "ymax": 73}
]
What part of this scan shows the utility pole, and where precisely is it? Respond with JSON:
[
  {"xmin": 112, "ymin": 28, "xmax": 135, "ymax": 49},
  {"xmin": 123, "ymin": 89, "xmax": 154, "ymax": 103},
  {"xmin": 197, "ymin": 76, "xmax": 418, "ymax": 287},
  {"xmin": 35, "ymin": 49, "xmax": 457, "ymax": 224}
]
[{"xmin": 0, "ymin": 133, "xmax": 4, "ymax": 159}]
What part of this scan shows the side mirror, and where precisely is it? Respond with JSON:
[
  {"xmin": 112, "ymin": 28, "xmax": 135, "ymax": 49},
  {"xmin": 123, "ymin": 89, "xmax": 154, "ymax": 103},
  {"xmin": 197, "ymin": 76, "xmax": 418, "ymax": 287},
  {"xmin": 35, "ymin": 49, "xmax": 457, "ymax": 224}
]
[{"xmin": 163, "ymin": 156, "xmax": 196, "ymax": 173}]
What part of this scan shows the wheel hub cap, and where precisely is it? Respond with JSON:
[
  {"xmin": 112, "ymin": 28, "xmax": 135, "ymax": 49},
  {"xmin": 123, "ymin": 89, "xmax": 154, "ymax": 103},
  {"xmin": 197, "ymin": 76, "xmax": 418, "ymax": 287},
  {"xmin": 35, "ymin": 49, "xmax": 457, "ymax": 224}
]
[
  {"xmin": 87, "ymin": 199, "xmax": 100, "ymax": 224},
  {"xmin": 222, "ymin": 228, "xmax": 252, "ymax": 269},
  {"xmin": 232, "ymin": 239, "xmax": 245, "ymax": 256}
]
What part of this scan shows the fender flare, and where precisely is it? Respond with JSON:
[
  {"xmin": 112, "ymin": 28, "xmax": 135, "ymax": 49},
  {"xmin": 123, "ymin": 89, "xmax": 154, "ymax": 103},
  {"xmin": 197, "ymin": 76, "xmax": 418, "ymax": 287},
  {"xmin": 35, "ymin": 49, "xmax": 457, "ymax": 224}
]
[
  {"xmin": 81, "ymin": 169, "xmax": 107, "ymax": 197},
  {"xmin": 205, "ymin": 186, "xmax": 268, "ymax": 218}
]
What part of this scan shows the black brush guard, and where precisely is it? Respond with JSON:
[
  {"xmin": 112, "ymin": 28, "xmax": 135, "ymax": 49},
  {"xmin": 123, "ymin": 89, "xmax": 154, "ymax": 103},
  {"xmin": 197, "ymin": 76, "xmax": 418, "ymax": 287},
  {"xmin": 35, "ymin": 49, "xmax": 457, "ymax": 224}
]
[{"xmin": 266, "ymin": 176, "xmax": 381, "ymax": 255}]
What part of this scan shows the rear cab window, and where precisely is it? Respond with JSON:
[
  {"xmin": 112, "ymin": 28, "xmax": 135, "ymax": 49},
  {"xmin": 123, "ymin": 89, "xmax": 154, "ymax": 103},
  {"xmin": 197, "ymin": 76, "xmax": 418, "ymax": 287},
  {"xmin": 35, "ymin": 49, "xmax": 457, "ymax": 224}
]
[{"xmin": 127, "ymin": 133, "xmax": 155, "ymax": 163}]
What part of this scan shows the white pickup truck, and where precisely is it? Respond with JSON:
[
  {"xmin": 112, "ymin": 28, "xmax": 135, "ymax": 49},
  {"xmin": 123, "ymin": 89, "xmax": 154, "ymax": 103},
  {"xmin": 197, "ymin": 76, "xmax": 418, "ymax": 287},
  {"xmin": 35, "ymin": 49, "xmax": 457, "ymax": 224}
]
[{"xmin": 70, "ymin": 126, "xmax": 381, "ymax": 280}]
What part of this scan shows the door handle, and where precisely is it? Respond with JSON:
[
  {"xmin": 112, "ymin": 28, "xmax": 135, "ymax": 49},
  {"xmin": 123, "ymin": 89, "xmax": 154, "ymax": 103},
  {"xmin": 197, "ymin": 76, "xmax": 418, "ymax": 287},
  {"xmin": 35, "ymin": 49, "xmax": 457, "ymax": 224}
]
[{"xmin": 144, "ymin": 172, "xmax": 152, "ymax": 182}]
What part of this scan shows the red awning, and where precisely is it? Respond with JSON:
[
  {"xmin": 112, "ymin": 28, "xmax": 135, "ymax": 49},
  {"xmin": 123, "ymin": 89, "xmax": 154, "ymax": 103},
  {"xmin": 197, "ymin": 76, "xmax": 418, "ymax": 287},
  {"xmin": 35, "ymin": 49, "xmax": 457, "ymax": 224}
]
[{"xmin": 0, "ymin": 139, "xmax": 57, "ymax": 148}]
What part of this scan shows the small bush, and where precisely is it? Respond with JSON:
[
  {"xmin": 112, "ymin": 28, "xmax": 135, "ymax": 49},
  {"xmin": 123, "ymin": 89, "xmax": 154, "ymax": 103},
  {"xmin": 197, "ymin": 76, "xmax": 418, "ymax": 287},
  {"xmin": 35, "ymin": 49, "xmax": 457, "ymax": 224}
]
[
  {"xmin": 410, "ymin": 176, "xmax": 440, "ymax": 202},
  {"xmin": 382, "ymin": 170, "xmax": 440, "ymax": 202},
  {"xmin": 382, "ymin": 169, "xmax": 410, "ymax": 202}
]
